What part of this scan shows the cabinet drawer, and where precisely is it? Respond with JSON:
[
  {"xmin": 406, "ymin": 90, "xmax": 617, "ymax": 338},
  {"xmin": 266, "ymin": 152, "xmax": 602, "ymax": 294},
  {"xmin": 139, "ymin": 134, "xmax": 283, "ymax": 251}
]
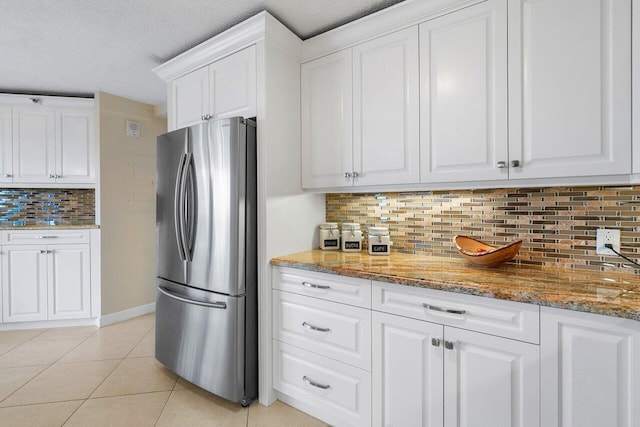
[
  {"xmin": 2, "ymin": 229, "xmax": 91, "ymax": 245},
  {"xmin": 372, "ymin": 281, "xmax": 540, "ymax": 344},
  {"xmin": 273, "ymin": 340, "xmax": 371, "ymax": 427},
  {"xmin": 272, "ymin": 266, "xmax": 371, "ymax": 308},
  {"xmin": 273, "ymin": 290, "xmax": 371, "ymax": 370}
]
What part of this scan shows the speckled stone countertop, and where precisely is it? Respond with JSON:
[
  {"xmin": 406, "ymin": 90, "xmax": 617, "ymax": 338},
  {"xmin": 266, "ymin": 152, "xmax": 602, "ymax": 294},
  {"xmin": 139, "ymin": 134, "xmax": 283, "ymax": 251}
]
[
  {"xmin": 0, "ymin": 224, "xmax": 100, "ymax": 230},
  {"xmin": 271, "ymin": 250, "xmax": 640, "ymax": 322}
]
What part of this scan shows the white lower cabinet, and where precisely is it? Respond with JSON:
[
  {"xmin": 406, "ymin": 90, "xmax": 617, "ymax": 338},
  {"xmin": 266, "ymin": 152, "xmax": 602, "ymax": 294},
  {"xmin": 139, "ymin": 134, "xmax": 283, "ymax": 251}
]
[
  {"xmin": 48, "ymin": 244, "xmax": 91, "ymax": 320},
  {"xmin": 372, "ymin": 311, "xmax": 540, "ymax": 427},
  {"xmin": 540, "ymin": 307, "xmax": 640, "ymax": 427},
  {"xmin": 2, "ymin": 246, "xmax": 48, "ymax": 322}
]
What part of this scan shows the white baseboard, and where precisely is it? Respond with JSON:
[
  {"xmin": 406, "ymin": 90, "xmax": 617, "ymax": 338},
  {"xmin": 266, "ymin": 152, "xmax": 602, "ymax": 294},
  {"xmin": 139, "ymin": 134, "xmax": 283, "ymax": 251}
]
[
  {"xmin": 0, "ymin": 317, "xmax": 99, "ymax": 331},
  {"xmin": 99, "ymin": 302, "xmax": 156, "ymax": 327}
]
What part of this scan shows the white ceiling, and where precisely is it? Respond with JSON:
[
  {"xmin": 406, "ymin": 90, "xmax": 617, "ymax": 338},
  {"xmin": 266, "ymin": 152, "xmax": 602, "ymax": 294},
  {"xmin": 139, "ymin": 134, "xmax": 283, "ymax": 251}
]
[{"xmin": 1, "ymin": 0, "xmax": 404, "ymax": 105}]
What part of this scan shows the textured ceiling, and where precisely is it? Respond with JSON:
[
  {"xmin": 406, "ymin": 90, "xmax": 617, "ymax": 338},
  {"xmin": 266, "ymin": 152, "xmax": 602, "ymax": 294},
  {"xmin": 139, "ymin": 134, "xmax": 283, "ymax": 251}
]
[{"xmin": 1, "ymin": 0, "xmax": 404, "ymax": 105}]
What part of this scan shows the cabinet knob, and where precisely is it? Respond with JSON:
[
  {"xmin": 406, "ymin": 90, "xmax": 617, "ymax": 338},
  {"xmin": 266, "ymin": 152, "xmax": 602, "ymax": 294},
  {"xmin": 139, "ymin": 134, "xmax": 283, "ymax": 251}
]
[
  {"xmin": 510, "ymin": 160, "xmax": 521, "ymax": 167},
  {"xmin": 496, "ymin": 161, "xmax": 506, "ymax": 169},
  {"xmin": 352, "ymin": 171, "xmax": 359, "ymax": 178},
  {"xmin": 444, "ymin": 341, "xmax": 455, "ymax": 350},
  {"xmin": 431, "ymin": 338, "xmax": 441, "ymax": 347},
  {"xmin": 4, "ymin": 174, "xmax": 11, "ymax": 178},
  {"xmin": 344, "ymin": 172, "xmax": 352, "ymax": 178},
  {"xmin": 40, "ymin": 250, "xmax": 46, "ymax": 254}
]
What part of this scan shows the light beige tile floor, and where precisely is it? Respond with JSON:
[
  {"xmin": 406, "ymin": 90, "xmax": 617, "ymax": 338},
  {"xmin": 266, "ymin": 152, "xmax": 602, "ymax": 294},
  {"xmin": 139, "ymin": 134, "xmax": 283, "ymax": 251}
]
[{"xmin": 0, "ymin": 314, "xmax": 328, "ymax": 427}]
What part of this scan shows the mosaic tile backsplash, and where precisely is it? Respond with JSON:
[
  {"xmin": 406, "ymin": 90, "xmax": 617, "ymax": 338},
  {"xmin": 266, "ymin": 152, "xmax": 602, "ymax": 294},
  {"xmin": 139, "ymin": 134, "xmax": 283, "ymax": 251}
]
[
  {"xmin": 0, "ymin": 189, "xmax": 95, "ymax": 226},
  {"xmin": 326, "ymin": 186, "xmax": 640, "ymax": 273}
]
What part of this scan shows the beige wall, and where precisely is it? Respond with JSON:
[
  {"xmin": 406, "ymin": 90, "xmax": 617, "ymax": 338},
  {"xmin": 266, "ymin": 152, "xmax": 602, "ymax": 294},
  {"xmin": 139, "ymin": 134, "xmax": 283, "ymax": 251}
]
[{"xmin": 97, "ymin": 92, "xmax": 166, "ymax": 316}]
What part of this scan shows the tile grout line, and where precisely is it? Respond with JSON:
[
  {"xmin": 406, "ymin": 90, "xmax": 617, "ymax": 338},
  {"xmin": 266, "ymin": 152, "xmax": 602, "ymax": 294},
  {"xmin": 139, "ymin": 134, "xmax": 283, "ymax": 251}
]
[{"xmin": 154, "ymin": 379, "xmax": 178, "ymax": 427}]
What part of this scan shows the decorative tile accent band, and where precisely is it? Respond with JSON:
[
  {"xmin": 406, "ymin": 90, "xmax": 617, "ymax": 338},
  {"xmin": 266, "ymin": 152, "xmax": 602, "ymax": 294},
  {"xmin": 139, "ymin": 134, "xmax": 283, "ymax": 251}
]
[
  {"xmin": 326, "ymin": 186, "xmax": 640, "ymax": 273},
  {"xmin": 0, "ymin": 189, "xmax": 95, "ymax": 226}
]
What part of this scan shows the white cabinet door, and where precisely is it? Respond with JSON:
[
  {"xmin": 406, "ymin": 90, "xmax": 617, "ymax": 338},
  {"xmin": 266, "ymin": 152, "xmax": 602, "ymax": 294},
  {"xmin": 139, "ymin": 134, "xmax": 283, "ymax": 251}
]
[
  {"xmin": 301, "ymin": 49, "xmax": 353, "ymax": 188},
  {"xmin": 209, "ymin": 45, "xmax": 257, "ymax": 120},
  {"xmin": 508, "ymin": 0, "xmax": 631, "ymax": 179},
  {"xmin": 2, "ymin": 246, "xmax": 48, "ymax": 322},
  {"xmin": 444, "ymin": 327, "xmax": 540, "ymax": 427},
  {"xmin": 420, "ymin": 0, "xmax": 508, "ymax": 183},
  {"xmin": 372, "ymin": 311, "xmax": 444, "ymax": 427},
  {"xmin": 353, "ymin": 27, "xmax": 420, "ymax": 186},
  {"xmin": 48, "ymin": 244, "xmax": 91, "ymax": 320},
  {"xmin": 540, "ymin": 307, "xmax": 640, "ymax": 427},
  {"xmin": 12, "ymin": 107, "xmax": 56, "ymax": 183},
  {"xmin": 170, "ymin": 66, "xmax": 209, "ymax": 131},
  {"xmin": 0, "ymin": 106, "xmax": 13, "ymax": 183},
  {"xmin": 56, "ymin": 108, "xmax": 95, "ymax": 184}
]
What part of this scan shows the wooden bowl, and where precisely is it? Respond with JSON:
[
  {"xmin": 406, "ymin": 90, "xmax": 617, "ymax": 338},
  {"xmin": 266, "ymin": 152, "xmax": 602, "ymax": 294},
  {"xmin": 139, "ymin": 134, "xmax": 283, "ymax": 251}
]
[{"xmin": 454, "ymin": 235, "xmax": 522, "ymax": 267}]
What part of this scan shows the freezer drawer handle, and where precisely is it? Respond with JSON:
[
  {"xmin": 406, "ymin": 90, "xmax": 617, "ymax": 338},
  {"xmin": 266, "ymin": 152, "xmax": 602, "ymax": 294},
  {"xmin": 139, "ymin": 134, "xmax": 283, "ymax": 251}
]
[
  {"xmin": 303, "ymin": 376, "xmax": 331, "ymax": 390},
  {"xmin": 301, "ymin": 281, "xmax": 330, "ymax": 290},
  {"xmin": 423, "ymin": 303, "xmax": 466, "ymax": 316},
  {"xmin": 302, "ymin": 322, "xmax": 331, "ymax": 333},
  {"xmin": 158, "ymin": 286, "xmax": 227, "ymax": 309}
]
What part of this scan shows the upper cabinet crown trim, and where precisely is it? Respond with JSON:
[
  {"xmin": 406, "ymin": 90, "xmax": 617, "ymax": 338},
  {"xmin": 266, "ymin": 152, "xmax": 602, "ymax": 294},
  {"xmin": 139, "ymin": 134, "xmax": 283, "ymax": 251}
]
[{"xmin": 301, "ymin": 0, "xmax": 483, "ymax": 62}]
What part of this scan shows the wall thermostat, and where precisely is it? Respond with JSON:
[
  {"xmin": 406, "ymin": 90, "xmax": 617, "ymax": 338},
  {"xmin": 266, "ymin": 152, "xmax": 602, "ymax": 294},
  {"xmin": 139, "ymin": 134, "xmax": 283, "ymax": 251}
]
[{"xmin": 126, "ymin": 120, "xmax": 141, "ymax": 138}]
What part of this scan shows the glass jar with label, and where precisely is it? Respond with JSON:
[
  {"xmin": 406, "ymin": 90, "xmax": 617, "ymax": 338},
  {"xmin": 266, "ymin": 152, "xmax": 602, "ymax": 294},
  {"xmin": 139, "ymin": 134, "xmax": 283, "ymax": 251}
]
[
  {"xmin": 341, "ymin": 223, "xmax": 363, "ymax": 252},
  {"xmin": 319, "ymin": 223, "xmax": 340, "ymax": 250},
  {"xmin": 368, "ymin": 227, "xmax": 392, "ymax": 255}
]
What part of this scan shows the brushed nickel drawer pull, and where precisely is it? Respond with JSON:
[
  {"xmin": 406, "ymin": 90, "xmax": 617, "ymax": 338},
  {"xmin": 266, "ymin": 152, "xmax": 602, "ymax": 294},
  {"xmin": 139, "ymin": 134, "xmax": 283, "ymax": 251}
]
[
  {"xmin": 35, "ymin": 236, "xmax": 59, "ymax": 239},
  {"xmin": 303, "ymin": 376, "xmax": 330, "ymax": 390},
  {"xmin": 423, "ymin": 303, "xmax": 466, "ymax": 316},
  {"xmin": 302, "ymin": 322, "xmax": 331, "ymax": 333},
  {"xmin": 301, "ymin": 281, "xmax": 330, "ymax": 290}
]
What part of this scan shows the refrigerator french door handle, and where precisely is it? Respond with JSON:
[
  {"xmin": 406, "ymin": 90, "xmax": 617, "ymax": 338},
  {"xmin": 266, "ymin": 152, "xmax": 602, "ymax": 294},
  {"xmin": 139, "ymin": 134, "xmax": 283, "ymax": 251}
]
[
  {"xmin": 174, "ymin": 153, "xmax": 188, "ymax": 261},
  {"xmin": 158, "ymin": 286, "xmax": 227, "ymax": 309},
  {"xmin": 185, "ymin": 156, "xmax": 196, "ymax": 261},
  {"xmin": 179, "ymin": 152, "xmax": 193, "ymax": 262}
]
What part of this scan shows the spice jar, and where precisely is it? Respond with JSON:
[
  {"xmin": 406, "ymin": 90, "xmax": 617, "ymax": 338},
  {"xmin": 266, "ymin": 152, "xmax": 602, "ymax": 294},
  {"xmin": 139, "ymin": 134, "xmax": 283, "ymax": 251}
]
[
  {"xmin": 319, "ymin": 223, "xmax": 340, "ymax": 250},
  {"xmin": 341, "ymin": 223, "xmax": 363, "ymax": 252},
  {"xmin": 368, "ymin": 227, "xmax": 392, "ymax": 255}
]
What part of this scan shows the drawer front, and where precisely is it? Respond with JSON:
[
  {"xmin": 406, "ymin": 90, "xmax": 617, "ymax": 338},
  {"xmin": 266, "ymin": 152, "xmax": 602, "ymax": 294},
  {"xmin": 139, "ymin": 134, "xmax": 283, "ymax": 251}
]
[
  {"xmin": 273, "ymin": 340, "xmax": 372, "ymax": 427},
  {"xmin": 2, "ymin": 229, "xmax": 91, "ymax": 245},
  {"xmin": 372, "ymin": 281, "xmax": 540, "ymax": 344},
  {"xmin": 272, "ymin": 266, "xmax": 371, "ymax": 308},
  {"xmin": 273, "ymin": 290, "xmax": 371, "ymax": 370}
]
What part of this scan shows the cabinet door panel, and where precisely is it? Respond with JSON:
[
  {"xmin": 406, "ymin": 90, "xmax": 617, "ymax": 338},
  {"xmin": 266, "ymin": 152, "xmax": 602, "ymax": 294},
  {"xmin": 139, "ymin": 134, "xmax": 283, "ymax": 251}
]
[
  {"xmin": 171, "ymin": 67, "xmax": 209, "ymax": 131},
  {"xmin": 56, "ymin": 108, "xmax": 94, "ymax": 183},
  {"xmin": 541, "ymin": 307, "xmax": 640, "ymax": 427},
  {"xmin": 48, "ymin": 245, "xmax": 91, "ymax": 320},
  {"xmin": 508, "ymin": 0, "xmax": 631, "ymax": 179},
  {"xmin": 12, "ymin": 107, "xmax": 56, "ymax": 183},
  {"xmin": 444, "ymin": 327, "xmax": 539, "ymax": 427},
  {"xmin": 0, "ymin": 106, "xmax": 12, "ymax": 183},
  {"xmin": 372, "ymin": 311, "xmax": 443, "ymax": 427},
  {"xmin": 420, "ymin": 0, "xmax": 507, "ymax": 183},
  {"xmin": 301, "ymin": 49, "xmax": 353, "ymax": 188},
  {"xmin": 209, "ymin": 45, "xmax": 256, "ymax": 119},
  {"xmin": 2, "ymin": 246, "xmax": 48, "ymax": 322},
  {"xmin": 353, "ymin": 27, "xmax": 420, "ymax": 186}
]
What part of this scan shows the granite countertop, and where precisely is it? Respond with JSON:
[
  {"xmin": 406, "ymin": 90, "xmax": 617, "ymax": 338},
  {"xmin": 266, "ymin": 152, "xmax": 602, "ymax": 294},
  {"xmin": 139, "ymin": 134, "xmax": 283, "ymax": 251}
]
[
  {"xmin": 0, "ymin": 224, "xmax": 100, "ymax": 230},
  {"xmin": 271, "ymin": 250, "xmax": 640, "ymax": 322}
]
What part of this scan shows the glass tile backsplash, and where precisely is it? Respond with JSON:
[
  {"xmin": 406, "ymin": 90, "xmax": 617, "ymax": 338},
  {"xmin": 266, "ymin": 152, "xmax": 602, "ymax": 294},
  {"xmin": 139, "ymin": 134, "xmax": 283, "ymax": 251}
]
[
  {"xmin": 0, "ymin": 189, "xmax": 95, "ymax": 226},
  {"xmin": 326, "ymin": 186, "xmax": 640, "ymax": 273}
]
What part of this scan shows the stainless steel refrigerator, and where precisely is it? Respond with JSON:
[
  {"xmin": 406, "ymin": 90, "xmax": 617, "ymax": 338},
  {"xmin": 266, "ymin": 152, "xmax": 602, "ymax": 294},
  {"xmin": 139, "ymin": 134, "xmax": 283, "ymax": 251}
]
[{"xmin": 155, "ymin": 117, "xmax": 257, "ymax": 407}]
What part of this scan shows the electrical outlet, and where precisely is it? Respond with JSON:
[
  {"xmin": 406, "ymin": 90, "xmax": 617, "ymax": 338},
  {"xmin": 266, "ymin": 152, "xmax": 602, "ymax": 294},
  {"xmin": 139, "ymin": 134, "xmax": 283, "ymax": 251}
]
[{"xmin": 596, "ymin": 229, "xmax": 621, "ymax": 255}]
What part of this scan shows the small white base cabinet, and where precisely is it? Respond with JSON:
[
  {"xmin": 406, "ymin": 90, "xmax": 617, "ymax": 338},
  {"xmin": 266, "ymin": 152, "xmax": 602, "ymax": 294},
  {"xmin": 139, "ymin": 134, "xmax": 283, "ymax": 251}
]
[
  {"xmin": 0, "ymin": 228, "xmax": 98, "ymax": 326},
  {"xmin": 540, "ymin": 306, "xmax": 640, "ymax": 427}
]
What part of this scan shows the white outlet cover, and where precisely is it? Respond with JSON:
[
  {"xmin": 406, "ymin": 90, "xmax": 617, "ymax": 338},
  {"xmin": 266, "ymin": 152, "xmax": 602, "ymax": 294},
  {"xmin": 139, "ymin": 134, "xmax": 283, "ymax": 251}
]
[{"xmin": 596, "ymin": 229, "xmax": 621, "ymax": 255}]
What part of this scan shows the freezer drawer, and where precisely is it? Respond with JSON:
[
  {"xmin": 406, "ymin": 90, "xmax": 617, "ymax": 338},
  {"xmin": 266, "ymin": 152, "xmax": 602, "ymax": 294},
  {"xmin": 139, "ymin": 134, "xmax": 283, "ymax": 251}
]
[{"xmin": 155, "ymin": 281, "xmax": 252, "ymax": 404}]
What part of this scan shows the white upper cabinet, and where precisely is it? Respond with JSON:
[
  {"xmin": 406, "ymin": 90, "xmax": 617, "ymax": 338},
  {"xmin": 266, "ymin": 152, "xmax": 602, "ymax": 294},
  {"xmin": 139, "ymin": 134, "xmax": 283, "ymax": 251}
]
[
  {"xmin": 353, "ymin": 26, "xmax": 420, "ymax": 187},
  {"xmin": 301, "ymin": 49, "xmax": 353, "ymax": 188},
  {"xmin": 420, "ymin": 0, "xmax": 508, "ymax": 183},
  {"xmin": 508, "ymin": 0, "xmax": 631, "ymax": 179},
  {"xmin": 12, "ymin": 107, "xmax": 57, "ymax": 183},
  {"xmin": 57, "ymin": 108, "xmax": 95, "ymax": 184},
  {"xmin": 0, "ymin": 106, "xmax": 13, "ymax": 184},
  {"xmin": 168, "ymin": 45, "xmax": 257, "ymax": 131}
]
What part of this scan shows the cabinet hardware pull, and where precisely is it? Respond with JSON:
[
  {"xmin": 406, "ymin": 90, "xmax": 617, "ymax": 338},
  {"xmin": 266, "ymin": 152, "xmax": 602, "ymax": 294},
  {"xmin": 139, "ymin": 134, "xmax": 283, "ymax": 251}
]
[
  {"xmin": 40, "ymin": 250, "xmax": 46, "ymax": 254},
  {"xmin": 496, "ymin": 161, "xmax": 506, "ymax": 168},
  {"xmin": 302, "ymin": 322, "xmax": 331, "ymax": 333},
  {"xmin": 303, "ymin": 376, "xmax": 330, "ymax": 390},
  {"xmin": 35, "ymin": 236, "xmax": 58, "ymax": 239},
  {"xmin": 352, "ymin": 171, "xmax": 359, "ymax": 178},
  {"xmin": 510, "ymin": 160, "xmax": 521, "ymax": 167},
  {"xmin": 444, "ymin": 341, "xmax": 455, "ymax": 350},
  {"xmin": 344, "ymin": 172, "xmax": 352, "ymax": 178},
  {"xmin": 4, "ymin": 174, "xmax": 11, "ymax": 178},
  {"xmin": 301, "ymin": 281, "xmax": 330, "ymax": 290},
  {"xmin": 49, "ymin": 174, "xmax": 56, "ymax": 178},
  {"xmin": 431, "ymin": 338, "xmax": 441, "ymax": 347},
  {"xmin": 423, "ymin": 303, "xmax": 466, "ymax": 316}
]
